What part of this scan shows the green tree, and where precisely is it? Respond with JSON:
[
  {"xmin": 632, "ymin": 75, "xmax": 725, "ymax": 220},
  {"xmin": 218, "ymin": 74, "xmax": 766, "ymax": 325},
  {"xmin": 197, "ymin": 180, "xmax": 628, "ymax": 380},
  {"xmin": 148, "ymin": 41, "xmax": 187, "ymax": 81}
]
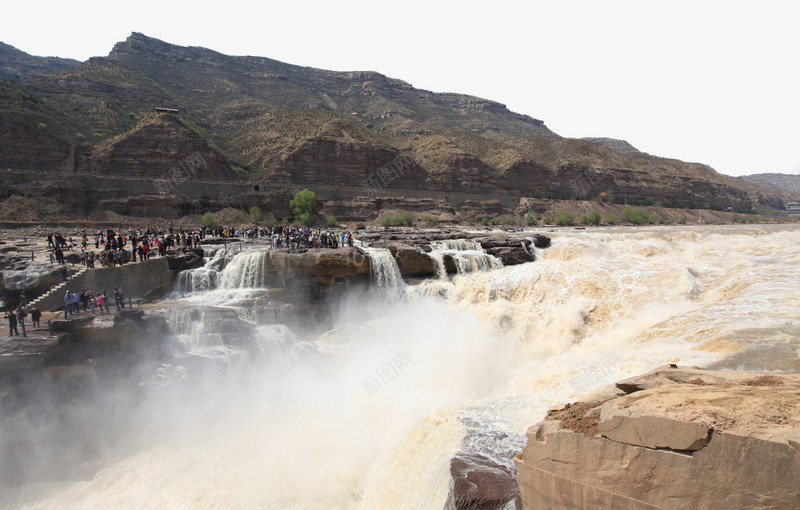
[
  {"xmin": 622, "ymin": 207, "xmax": 650, "ymax": 224},
  {"xmin": 249, "ymin": 206, "xmax": 263, "ymax": 223},
  {"xmin": 524, "ymin": 210, "xmax": 538, "ymax": 226},
  {"xmin": 581, "ymin": 210, "xmax": 601, "ymax": 225},
  {"xmin": 290, "ymin": 189, "xmax": 318, "ymax": 225},
  {"xmin": 555, "ymin": 211, "xmax": 574, "ymax": 226},
  {"xmin": 202, "ymin": 211, "xmax": 218, "ymax": 227},
  {"xmin": 326, "ymin": 215, "xmax": 338, "ymax": 227}
]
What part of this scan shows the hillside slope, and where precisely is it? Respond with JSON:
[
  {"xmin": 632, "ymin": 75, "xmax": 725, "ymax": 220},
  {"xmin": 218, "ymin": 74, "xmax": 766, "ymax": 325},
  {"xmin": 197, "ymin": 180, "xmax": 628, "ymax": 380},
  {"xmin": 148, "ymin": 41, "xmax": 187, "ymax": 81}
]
[
  {"xmin": 742, "ymin": 173, "xmax": 800, "ymax": 203},
  {"xmin": 0, "ymin": 32, "xmax": 784, "ymax": 217}
]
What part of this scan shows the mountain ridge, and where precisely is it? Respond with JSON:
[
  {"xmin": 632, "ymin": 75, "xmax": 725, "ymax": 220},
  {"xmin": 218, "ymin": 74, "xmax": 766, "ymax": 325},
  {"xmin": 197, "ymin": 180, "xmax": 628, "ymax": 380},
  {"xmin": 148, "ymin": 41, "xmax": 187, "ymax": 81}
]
[
  {"xmin": 0, "ymin": 32, "xmax": 785, "ymax": 220},
  {"xmin": 0, "ymin": 41, "xmax": 82, "ymax": 81}
]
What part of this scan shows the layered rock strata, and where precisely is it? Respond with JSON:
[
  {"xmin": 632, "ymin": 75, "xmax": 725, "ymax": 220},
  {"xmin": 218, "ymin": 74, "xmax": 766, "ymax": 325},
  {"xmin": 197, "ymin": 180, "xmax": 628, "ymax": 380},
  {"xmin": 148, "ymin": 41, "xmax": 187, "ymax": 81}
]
[{"xmin": 514, "ymin": 365, "xmax": 800, "ymax": 509}]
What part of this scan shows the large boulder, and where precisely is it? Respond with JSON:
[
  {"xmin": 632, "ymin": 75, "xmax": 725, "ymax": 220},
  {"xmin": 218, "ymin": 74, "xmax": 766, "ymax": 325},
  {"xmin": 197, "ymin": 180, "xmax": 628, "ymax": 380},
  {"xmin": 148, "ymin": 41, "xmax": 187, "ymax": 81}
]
[
  {"xmin": 167, "ymin": 248, "xmax": 205, "ymax": 272},
  {"xmin": 531, "ymin": 234, "xmax": 551, "ymax": 249},
  {"xmin": 385, "ymin": 243, "xmax": 435, "ymax": 276},
  {"xmin": 267, "ymin": 247, "xmax": 371, "ymax": 284},
  {"xmin": 475, "ymin": 236, "xmax": 535, "ymax": 265},
  {"xmin": 514, "ymin": 366, "xmax": 800, "ymax": 509},
  {"xmin": 446, "ymin": 453, "xmax": 520, "ymax": 510}
]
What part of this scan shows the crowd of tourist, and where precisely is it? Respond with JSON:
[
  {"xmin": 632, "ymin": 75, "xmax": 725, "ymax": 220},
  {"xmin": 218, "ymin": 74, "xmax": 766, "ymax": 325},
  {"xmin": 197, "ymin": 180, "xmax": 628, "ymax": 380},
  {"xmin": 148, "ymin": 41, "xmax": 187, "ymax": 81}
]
[
  {"xmin": 45, "ymin": 224, "xmax": 355, "ymax": 270},
  {"xmin": 205, "ymin": 224, "xmax": 354, "ymax": 249},
  {"xmin": 269, "ymin": 226, "xmax": 354, "ymax": 249},
  {"xmin": 46, "ymin": 228, "xmax": 193, "ymax": 268},
  {"xmin": 62, "ymin": 288, "xmax": 126, "ymax": 318},
  {"xmin": 4, "ymin": 223, "xmax": 357, "ymax": 337}
]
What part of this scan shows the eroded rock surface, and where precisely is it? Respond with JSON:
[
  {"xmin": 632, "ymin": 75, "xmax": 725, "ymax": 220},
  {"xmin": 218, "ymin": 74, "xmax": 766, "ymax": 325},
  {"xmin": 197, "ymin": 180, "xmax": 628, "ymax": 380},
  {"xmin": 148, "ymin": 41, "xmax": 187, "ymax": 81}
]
[{"xmin": 515, "ymin": 365, "xmax": 800, "ymax": 509}]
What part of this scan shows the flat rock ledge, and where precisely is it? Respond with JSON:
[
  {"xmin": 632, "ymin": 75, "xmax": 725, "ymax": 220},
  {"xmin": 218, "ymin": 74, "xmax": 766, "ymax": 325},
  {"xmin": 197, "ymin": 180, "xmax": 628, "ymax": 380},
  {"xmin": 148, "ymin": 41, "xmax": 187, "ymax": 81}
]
[{"xmin": 514, "ymin": 365, "xmax": 800, "ymax": 510}]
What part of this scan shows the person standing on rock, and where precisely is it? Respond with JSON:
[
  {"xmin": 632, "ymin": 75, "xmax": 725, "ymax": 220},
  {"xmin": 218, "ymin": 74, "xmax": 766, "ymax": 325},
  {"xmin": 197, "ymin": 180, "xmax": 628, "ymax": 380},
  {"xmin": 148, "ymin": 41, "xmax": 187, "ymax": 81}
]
[
  {"xmin": 94, "ymin": 292, "xmax": 105, "ymax": 314},
  {"xmin": 64, "ymin": 290, "xmax": 72, "ymax": 318},
  {"xmin": 14, "ymin": 305, "xmax": 26, "ymax": 338},
  {"xmin": 6, "ymin": 310, "xmax": 19, "ymax": 337},
  {"xmin": 30, "ymin": 305, "xmax": 41, "ymax": 328}
]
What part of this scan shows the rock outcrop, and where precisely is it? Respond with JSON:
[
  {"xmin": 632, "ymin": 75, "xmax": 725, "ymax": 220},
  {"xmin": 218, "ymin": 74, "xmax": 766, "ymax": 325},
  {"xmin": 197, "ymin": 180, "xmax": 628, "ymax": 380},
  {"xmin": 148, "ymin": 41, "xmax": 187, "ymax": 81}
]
[
  {"xmin": 514, "ymin": 365, "xmax": 800, "ymax": 509},
  {"xmin": 384, "ymin": 242, "xmax": 436, "ymax": 277},
  {"xmin": 266, "ymin": 246, "xmax": 370, "ymax": 285},
  {"xmin": 361, "ymin": 230, "xmax": 548, "ymax": 267},
  {"xmin": 166, "ymin": 248, "xmax": 205, "ymax": 272},
  {"xmin": 86, "ymin": 114, "xmax": 239, "ymax": 180}
]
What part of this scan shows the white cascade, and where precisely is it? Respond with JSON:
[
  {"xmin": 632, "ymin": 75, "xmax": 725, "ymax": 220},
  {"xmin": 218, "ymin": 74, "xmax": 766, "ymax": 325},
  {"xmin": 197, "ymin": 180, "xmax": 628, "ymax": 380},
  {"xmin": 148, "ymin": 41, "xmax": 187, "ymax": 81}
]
[
  {"xmin": 363, "ymin": 246, "xmax": 406, "ymax": 290},
  {"xmin": 427, "ymin": 239, "xmax": 503, "ymax": 277}
]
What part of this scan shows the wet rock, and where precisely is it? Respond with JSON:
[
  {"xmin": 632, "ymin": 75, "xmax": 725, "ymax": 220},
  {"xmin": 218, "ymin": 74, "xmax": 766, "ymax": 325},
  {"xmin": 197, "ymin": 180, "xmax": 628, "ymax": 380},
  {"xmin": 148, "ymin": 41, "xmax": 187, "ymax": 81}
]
[
  {"xmin": 442, "ymin": 254, "xmax": 458, "ymax": 274},
  {"xmin": 447, "ymin": 453, "xmax": 520, "ymax": 510},
  {"xmin": 386, "ymin": 243, "xmax": 435, "ymax": 276},
  {"xmin": 167, "ymin": 248, "xmax": 205, "ymax": 272},
  {"xmin": 531, "ymin": 234, "xmax": 551, "ymax": 248},
  {"xmin": 474, "ymin": 236, "xmax": 534, "ymax": 265},
  {"xmin": 368, "ymin": 230, "xmax": 548, "ymax": 268}
]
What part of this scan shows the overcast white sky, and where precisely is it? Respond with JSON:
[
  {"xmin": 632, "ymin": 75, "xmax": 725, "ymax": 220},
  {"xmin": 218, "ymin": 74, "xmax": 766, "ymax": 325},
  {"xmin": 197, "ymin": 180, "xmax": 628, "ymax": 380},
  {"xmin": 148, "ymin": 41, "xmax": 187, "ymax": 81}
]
[{"xmin": 3, "ymin": 0, "xmax": 798, "ymax": 176}]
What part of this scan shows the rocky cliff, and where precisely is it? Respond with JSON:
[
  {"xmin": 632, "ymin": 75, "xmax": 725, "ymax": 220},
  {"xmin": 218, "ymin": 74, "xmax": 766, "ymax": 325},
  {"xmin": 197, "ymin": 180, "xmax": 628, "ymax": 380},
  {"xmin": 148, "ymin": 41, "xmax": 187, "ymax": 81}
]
[
  {"xmin": 86, "ymin": 114, "xmax": 238, "ymax": 180},
  {"xmin": 514, "ymin": 365, "xmax": 800, "ymax": 509}
]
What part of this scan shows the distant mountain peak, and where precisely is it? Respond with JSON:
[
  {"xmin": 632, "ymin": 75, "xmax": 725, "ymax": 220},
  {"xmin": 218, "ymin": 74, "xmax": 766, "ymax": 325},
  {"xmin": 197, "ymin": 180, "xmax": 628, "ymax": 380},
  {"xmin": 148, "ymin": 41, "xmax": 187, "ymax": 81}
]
[{"xmin": 111, "ymin": 32, "xmax": 169, "ymax": 53}]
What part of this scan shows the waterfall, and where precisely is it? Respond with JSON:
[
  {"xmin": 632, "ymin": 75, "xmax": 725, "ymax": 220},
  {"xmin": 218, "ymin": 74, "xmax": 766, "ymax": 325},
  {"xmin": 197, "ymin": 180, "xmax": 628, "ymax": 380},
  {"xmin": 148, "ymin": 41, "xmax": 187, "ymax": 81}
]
[
  {"xmin": 175, "ymin": 247, "xmax": 228, "ymax": 292},
  {"xmin": 429, "ymin": 251, "xmax": 447, "ymax": 279},
  {"xmin": 428, "ymin": 240, "xmax": 503, "ymax": 277},
  {"xmin": 363, "ymin": 247, "xmax": 406, "ymax": 290},
  {"xmin": 219, "ymin": 250, "xmax": 272, "ymax": 288},
  {"xmin": 176, "ymin": 247, "xmax": 274, "ymax": 293}
]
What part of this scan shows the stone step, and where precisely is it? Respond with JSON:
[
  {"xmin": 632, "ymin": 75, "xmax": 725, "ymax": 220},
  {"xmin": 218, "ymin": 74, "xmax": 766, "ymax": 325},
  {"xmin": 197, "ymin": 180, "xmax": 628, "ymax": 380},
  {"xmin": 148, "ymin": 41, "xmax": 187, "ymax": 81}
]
[{"xmin": 28, "ymin": 267, "xmax": 89, "ymax": 308}]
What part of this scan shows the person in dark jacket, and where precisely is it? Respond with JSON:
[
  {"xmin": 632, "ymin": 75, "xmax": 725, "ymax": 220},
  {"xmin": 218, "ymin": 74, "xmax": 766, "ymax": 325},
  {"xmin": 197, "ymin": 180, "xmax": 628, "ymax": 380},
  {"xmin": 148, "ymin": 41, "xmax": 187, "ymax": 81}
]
[
  {"xmin": 14, "ymin": 305, "xmax": 26, "ymax": 338},
  {"xmin": 30, "ymin": 305, "xmax": 41, "ymax": 328},
  {"xmin": 7, "ymin": 311, "xmax": 18, "ymax": 337}
]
